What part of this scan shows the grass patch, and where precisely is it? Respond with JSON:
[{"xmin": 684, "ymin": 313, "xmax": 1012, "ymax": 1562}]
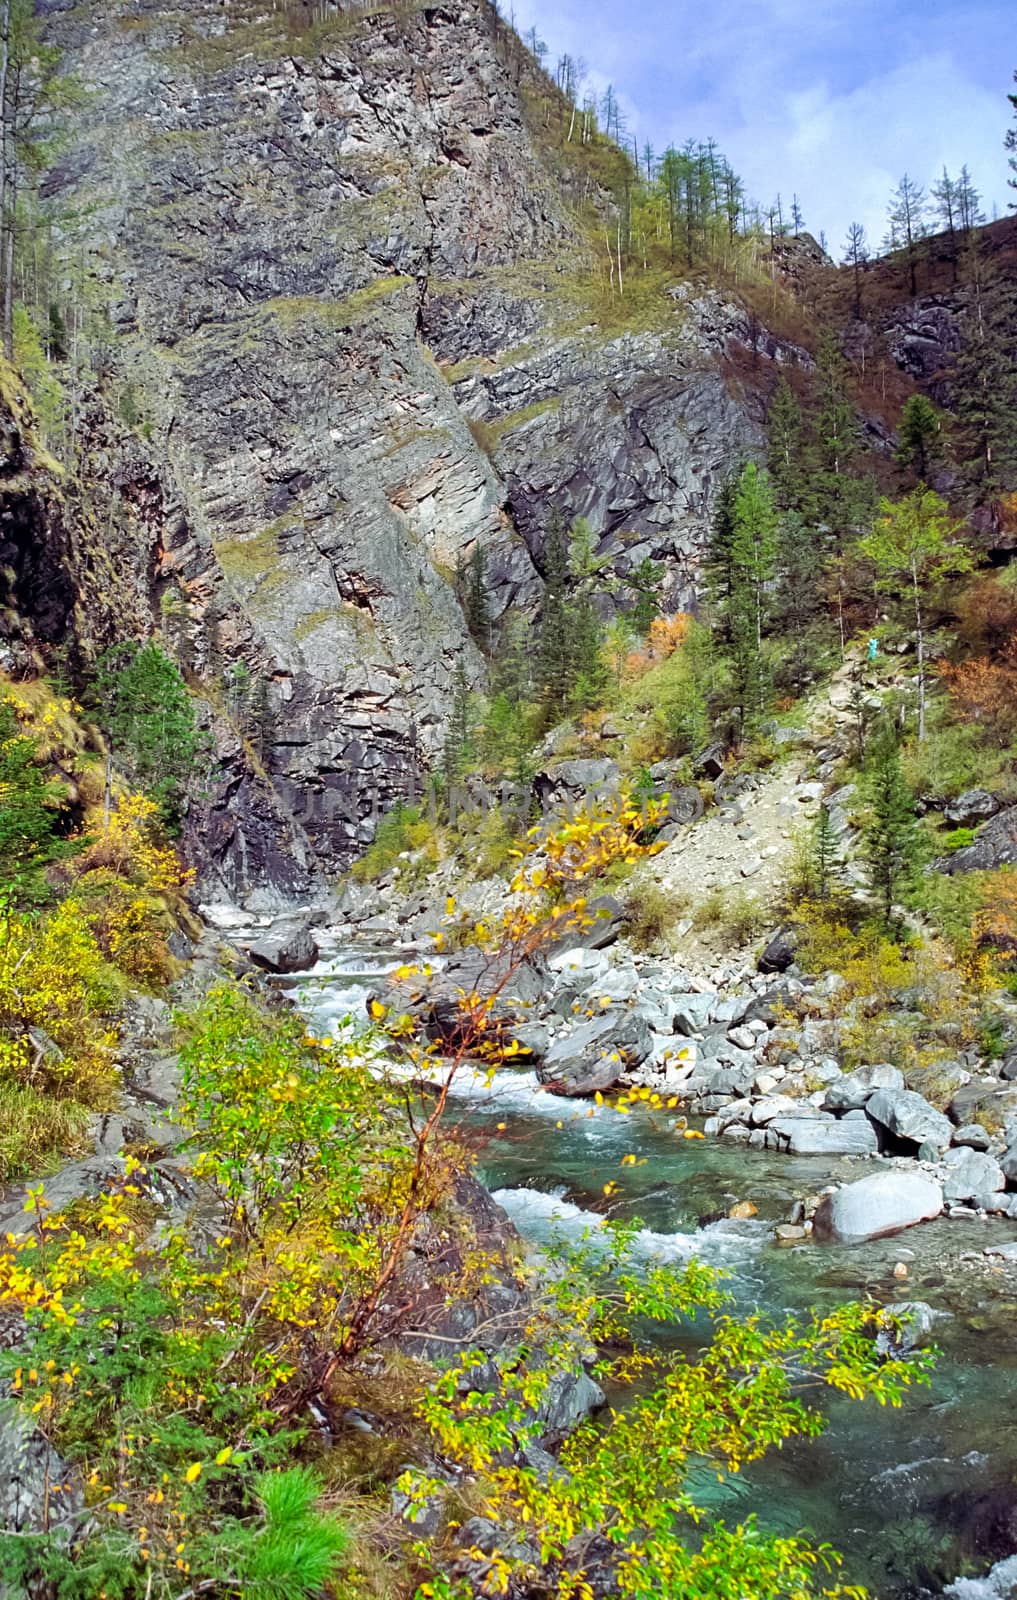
[
  {"xmin": 467, "ymin": 396, "xmax": 560, "ymax": 457},
  {"xmin": 263, "ymin": 276, "xmax": 414, "ymax": 331},
  {"xmin": 351, "ymin": 804, "xmax": 439, "ymax": 884},
  {"xmin": 0, "ymin": 1079, "xmax": 90, "ymax": 1184},
  {"xmin": 625, "ymin": 872, "xmax": 683, "ymax": 952},
  {"xmin": 692, "ymin": 886, "xmax": 768, "ymax": 946}
]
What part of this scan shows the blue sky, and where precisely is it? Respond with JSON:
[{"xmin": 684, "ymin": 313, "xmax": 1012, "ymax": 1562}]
[{"xmin": 507, "ymin": 0, "xmax": 1015, "ymax": 256}]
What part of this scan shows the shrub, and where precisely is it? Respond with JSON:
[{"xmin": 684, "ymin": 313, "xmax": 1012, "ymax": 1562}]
[
  {"xmin": 0, "ymin": 698, "xmax": 75, "ymax": 904},
  {"xmin": 625, "ymin": 873, "xmax": 681, "ymax": 951},
  {"xmin": 92, "ymin": 642, "xmax": 207, "ymax": 827},
  {"xmin": 351, "ymin": 803, "xmax": 439, "ymax": 883},
  {"xmin": 692, "ymin": 885, "xmax": 768, "ymax": 946}
]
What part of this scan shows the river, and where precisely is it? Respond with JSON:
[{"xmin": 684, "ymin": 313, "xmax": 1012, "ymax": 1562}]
[{"xmin": 283, "ymin": 934, "xmax": 1017, "ymax": 1598}]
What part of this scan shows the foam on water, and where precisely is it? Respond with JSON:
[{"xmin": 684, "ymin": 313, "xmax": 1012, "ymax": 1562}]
[
  {"xmin": 944, "ymin": 1555, "xmax": 1017, "ymax": 1598},
  {"xmin": 491, "ymin": 1184, "xmax": 766, "ymax": 1266}
]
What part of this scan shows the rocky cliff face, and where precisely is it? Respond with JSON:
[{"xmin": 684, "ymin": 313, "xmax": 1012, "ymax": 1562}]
[{"xmin": 31, "ymin": 0, "xmax": 792, "ymax": 893}]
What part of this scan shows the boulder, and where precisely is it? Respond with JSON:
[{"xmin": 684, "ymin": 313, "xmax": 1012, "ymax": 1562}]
[
  {"xmin": 952, "ymin": 1123, "xmax": 992, "ymax": 1151},
  {"xmin": 768, "ymin": 1116, "xmax": 879, "ymax": 1157},
  {"xmin": 674, "ymin": 993, "xmax": 715, "ymax": 1035},
  {"xmin": 873, "ymin": 1301, "xmax": 942, "ymax": 1356},
  {"xmin": 693, "ymin": 742, "xmax": 727, "ymax": 781},
  {"xmin": 537, "ymin": 1010, "xmax": 652, "ymax": 1097},
  {"xmin": 941, "ymin": 806, "xmax": 1017, "ymax": 874},
  {"xmin": 944, "ymin": 1553, "xmax": 1017, "ymax": 1599},
  {"xmin": 246, "ymin": 918, "xmax": 319, "ymax": 974},
  {"xmin": 865, "ymin": 1088, "xmax": 953, "ymax": 1153},
  {"xmin": 941, "ymin": 1147, "xmax": 1006, "ymax": 1204},
  {"xmin": 944, "ymin": 790, "xmax": 1001, "ymax": 829},
  {"xmin": 822, "ymin": 1063, "xmax": 903, "ymax": 1113},
  {"xmin": 813, "ymin": 1171, "xmax": 944, "ymax": 1243},
  {"xmin": 758, "ymin": 927, "xmax": 798, "ymax": 975}
]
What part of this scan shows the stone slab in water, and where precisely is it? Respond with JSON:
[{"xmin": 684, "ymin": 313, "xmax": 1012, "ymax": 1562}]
[
  {"xmin": 769, "ymin": 1116, "xmax": 879, "ymax": 1157},
  {"xmin": 812, "ymin": 1171, "xmax": 944, "ymax": 1243}
]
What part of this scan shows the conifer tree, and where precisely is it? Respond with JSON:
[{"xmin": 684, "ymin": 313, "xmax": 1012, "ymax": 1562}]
[
  {"xmin": 952, "ymin": 268, "xmax": 1017, "ymax": 493},
  {"xmin": 842, "ymin": 222, "xmax": 868, "ymax": 318},
  {"xmin": 1008, "ymin": 70, "xmax": 1017, "ymax": 203},
  {"xmin": 894, "ymin": 393, "xmax": 943, "ymax": 483},
  {"xmin": 859, "ymin": 489, "xmax": 972, "ymax": 741},
  {"xmin": 813, "ymin": 800, "xmax": 838, "ymax": 902},
  {"xmin": 766, "ymin": 374, "xmax": 809, "ymax": 513},
  {"xmin": 702, "ymin": 470, "xmax": 741, "ymax": 642},
  {"xmin": 443, "ymin": 661, "xmax": 474, "ymax": 789},
  {"xmin": 536, "ymin": 512, "xmax": 573, "ymax": 717},
  {"xmin": 863, "ymin": 724, "xmax": 922, "ymax": 930},
  {"xmin": 885, "ymin": 174, "xmax": 929, "ymax": 297},
  {"xmin": 462, "ymin": 545, "xmax": 491, "ymax": 651},
  {"xmin": 729, "ymin": 462, "xmax": 777, "ymax": 728}
]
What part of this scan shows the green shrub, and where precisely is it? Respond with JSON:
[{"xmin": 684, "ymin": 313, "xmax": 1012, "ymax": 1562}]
[
  {"xmin": 351, "ymin": 803, "xmax": 438, "ymax": 883},
  {"xmin": 0, "ymin": 699, "xmax": 76, "ymax": 903},
  {"xmin": 942, "ymin": 826, "xmax": 975, "ymax": 853},
  {"xmin": 692, "ymin": 886, "xmax": 768, "ymax": 945},
  {"xmin": 626, "ymin": 873, "xmax": 682, "ymax": 951},
  {"xmin": 92, "ymin": 642, "xmax": 207, "ymax": 828}
]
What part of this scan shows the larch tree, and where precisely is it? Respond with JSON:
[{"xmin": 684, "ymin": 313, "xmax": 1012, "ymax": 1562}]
[
  {"xmin": 842, "ymin": 221, "xmax": 868, "ymax": 318},
  {"xmin": 885, "ymin": 174, "xmax": 929, "ymax": 297},
  {"xmin": 1008, "ymin": 69, "xmax": 1017, "ymax": 203},
  {"xmin": 858, "ymin": 489, "xmax": 972, "ymax": 741}
]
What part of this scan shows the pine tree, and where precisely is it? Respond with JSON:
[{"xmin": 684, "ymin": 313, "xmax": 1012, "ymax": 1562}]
[
  {"xmin": 894, "ymin": 393, "xmax": 943, "ymax": 483},
  {"xmin": 626, "ymin": 556, "xmax": 663, "ymax": 634},
  {"xmin": 863, "ymin": 725, "xmax": 923, "ymax": 930}
]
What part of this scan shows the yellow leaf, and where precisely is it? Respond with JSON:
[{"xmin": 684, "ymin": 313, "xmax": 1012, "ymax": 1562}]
[
  {"xmin": 445, "ymin": 896, "xmax": 456, "ymax": 916},
  {"xmin": 184, "ymin": 1462, "xmax": 202, "ymax": 1483},
  {"xmin": 368, "ymin": 1000, "xmax": 387, "ymax": 1021},
  {"xmin": 215, "ymin": 1447, "xmax": 233, "ymax": 1466}
]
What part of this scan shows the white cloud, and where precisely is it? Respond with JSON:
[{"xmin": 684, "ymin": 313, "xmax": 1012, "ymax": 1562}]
[{"xmin": 506, "ymin": 0, "xmax": 1013, "ymax": 253}]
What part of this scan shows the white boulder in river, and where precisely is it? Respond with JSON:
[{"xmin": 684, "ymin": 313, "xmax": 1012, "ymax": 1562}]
[
  {"xmin": 944, "ymin": 1554, "xmax": 1017, "ymax": 1597},
  {"xmin": 812, "ymin": 1171, "xmax": 944, "ymax": 1244}
]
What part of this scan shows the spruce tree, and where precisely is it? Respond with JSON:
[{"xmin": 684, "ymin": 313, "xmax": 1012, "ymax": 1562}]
[
  {"xmin": 1007, "ymin": 69, "xmax": 1017, "ymax": 203},
  {"xmin": 863, "ymin": 724, "xmax": 922, "ymax": 930},
  {"xmin": 729, "ymin": 462, "xmax": 777, "ymax": 729},
  {"xmin": 443, "ymin": 662, "xmax": 474, "ymax": 790},
  {"xmin": 462, "ymin": 546, "xmax": 490, "ymax": 651},
  {"xmin": 702, "ymin": 470, "xmax": 741, "ymax": 643},
  {"xmin": 812, "ymin": 801, "xmax": 838, "ymax": 902},
  {"xmin": 894, "ymin": 394, "xmax": 943, "ymax": 483},
  {"xmin": 766, "ymin": 374, "xmax": 808, "ymax": 513},
  {"xmin": 952, "ymin": 268, "xmax": 1017, "ymax": 493},
  {"xmin": 537, "ymin": 513, "xmax": 574, "ymax": 717}
]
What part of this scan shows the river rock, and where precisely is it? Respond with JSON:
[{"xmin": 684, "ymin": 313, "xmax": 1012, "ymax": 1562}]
[
  {"xmin": 941, "ymin": 1147, "xmax": 1006, "ymax": 1204},
  {"xmin": 246, "ymin": 918, "xmax": 319, "ymax": 974},
  {"xmin": 822, "ymin": 1063, "xmax": 903, "ymax": 1112},
  {"xmin": 812, "ymin": 1171, "xmax": 944, "ymax": 1243},
  {"xmin": 952, "ymin": 1123, "xmax": 992, "ymax": 1151},
  {"xmin": 865, "ymin": 1088, "xmax": 953, "ymax": 1153},
  {"xmin": 537, "ymin": 1010, "xmax": 652, "ymax": 1097},
  {"xmin": 873, "ymin": 1301, "xmax": 942, "ymax": 1356},
  {"xmin": 768, "ymin": 1115, "xmax": 879, "ymax": 1157},
  {"xmin": 693, "ymin": 742, "xmax": 726, "ymax": 780},
  {"xmin": 674, "ymin": 994, "xmax": 715, "ymax": 1035}
]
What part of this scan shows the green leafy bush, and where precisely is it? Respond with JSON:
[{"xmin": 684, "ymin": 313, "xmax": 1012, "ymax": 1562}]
[{"xmin": 92, "ymin": 642, "xmax": 206, "ymax": 827}]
